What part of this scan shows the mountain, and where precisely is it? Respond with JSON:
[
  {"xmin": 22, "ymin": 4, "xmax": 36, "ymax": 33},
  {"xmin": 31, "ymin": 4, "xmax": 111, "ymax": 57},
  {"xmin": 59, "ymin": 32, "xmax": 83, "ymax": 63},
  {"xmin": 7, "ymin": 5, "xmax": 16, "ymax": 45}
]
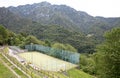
[
  {"xmin": 0, "ymin": 7, "xmax": 96, "ymax": 53},
  {"xmin": 0, "ymin": 7, "xmax": 34, "ymax": 33},
  {"xmin": 8, "ymin": 2, "xmax": 120, "ymax": 35},
  {"xmin": 8, "ymin": 2, "xmax": 94, "ymax": 31},
  {"xmin": 0, "ymin": 2, "xmax": 120, "ymax": 53}
]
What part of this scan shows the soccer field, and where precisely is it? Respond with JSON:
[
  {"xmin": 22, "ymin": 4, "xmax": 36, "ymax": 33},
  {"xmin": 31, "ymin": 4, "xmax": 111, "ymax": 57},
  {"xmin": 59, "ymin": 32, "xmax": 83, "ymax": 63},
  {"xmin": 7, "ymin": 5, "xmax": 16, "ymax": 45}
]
[{"xmin": 18, "ymin": 52, "xmax": 77, "ymax": 72}]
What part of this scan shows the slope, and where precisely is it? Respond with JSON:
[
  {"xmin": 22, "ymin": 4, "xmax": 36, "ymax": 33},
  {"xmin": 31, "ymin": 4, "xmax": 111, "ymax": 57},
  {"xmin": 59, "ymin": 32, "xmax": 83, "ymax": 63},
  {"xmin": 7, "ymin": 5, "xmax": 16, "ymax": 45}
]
[
  {"xmin": 8, "ymin": 2, "xmax": 120, "ymax": 35},
  {"xmin": 0, "ymin": 7, "xmax": 33, "ymax": 33}
]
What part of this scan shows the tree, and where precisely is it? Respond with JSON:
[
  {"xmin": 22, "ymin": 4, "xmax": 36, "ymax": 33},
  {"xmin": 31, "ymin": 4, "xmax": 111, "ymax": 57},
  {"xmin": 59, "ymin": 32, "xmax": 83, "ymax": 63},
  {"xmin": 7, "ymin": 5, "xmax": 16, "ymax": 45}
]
[
  {"xmin": 25, "ymin": 35, "xmax": 44, "ymax": 45},
  {"xmin": 52, "ymin": 43, "xmax": 77, "ymax": 52},
  {"xmin": 96, "ymin": 28, "xmax": 120, "ymax": 78},
  {"xmin": 52, "ymin": 43, "xmax": 66, "ymax": 50},
  {"xmin": 65, "ymin": 44, "xmax": 77, "ymax": 52},
  {"xmin": 0, "ymin": 25, "xmax": 8, "ymax": 45},
  {"xmin": 45, "ymin": 40, "xmax": 51, "ymax": 47},
  {"xmin": 80, "ymin": 54, "xmax": 96, "ymax": 75}
]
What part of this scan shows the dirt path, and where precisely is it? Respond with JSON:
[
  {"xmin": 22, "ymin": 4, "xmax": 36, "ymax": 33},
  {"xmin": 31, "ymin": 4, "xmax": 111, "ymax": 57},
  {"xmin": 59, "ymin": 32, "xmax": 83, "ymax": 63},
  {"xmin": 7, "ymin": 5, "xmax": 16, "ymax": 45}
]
[{"xmin": 0, "ymin": 55, "xmax": 21, "ymax": 78}]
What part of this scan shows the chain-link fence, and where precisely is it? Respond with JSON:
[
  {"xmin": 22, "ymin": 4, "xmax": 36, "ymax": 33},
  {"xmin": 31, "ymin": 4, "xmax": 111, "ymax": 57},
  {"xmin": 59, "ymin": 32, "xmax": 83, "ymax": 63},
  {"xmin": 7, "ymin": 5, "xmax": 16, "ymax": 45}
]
[{"xmin": 25, "ymin": 44, "xmax": 80, "ymax": 64}]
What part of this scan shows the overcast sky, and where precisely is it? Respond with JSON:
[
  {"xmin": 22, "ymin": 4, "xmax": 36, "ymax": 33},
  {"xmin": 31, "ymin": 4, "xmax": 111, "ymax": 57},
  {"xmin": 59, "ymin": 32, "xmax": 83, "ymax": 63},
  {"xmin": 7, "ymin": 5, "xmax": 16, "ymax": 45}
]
[{"xmin": 0, "ymin": 0, "xmax": 120, "ymax": 17}]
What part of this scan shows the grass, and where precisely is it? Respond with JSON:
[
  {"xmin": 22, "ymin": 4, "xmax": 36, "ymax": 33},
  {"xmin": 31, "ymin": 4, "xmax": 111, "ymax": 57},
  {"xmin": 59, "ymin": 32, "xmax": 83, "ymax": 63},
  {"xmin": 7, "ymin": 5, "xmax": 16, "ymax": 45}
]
[
  {"xmin": 46, "ymin": 68, "xmax": 94, "ymax": 78},
  {"xmin": 18, "ymin": 52, "xmax": 77, "ymax": 72},
  {"xmin": 68, "ymin": 69, "xmax": 94, "ymax": 78},
  {"xmin": 4, "ymin": 52, "xmax": 43, "ymax": 78},
  {"xmin": 0, "ymin": 48, "xmax": 94, "ymax": 78},
  {"xmin": 0, "ymin": 62, "xmax": 17, "ymax": 78},
  {"xmin": 0, "ymin": 54, "xmax": 17, "ymax": 78},
  {"xmin": 13, "ymin": 67, "xmax": 28, "ymax": 78},
  {"xmin": 18, "ymin": 51, "xmax": 94, "ymax": 78},
  {"xmin": 0, "ymin": 53, "xmax": 28, "ymax": 78}
]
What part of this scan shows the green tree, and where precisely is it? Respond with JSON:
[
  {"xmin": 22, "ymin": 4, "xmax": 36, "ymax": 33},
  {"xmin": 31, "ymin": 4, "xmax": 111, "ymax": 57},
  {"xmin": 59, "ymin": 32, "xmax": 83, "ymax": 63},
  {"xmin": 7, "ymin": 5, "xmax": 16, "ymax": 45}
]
[
  {"xmin": 80, "ymin": 54, "xmax": 96, "ymax": 75},
  {"xmin": 45, "ymin": 40, "xmax": 51, "ymax": 47},
  {"xmin": 52, "ymin": 43, "xmax": 77, "ymax": 52},
  {"xmin": 96, "ymin": 28, "xmax": 120, "ymax": 78},
  {"xmin": 25, "ymin": 35, "xmax": 44, "ymax": 45},
  {"xmin": 7, "ymin": 31, "xmax": 15, "ymax": 45},
  {"xmin": 65, "ymin": 44, "xmax": 77, "ymax": 52},
  {"xmin": 52, "ymin": 43, "xmax": 66, "ymax": 50},
  {"xmin": 0, "ymin": 25, "xmax": 8, "ymax": 45}
]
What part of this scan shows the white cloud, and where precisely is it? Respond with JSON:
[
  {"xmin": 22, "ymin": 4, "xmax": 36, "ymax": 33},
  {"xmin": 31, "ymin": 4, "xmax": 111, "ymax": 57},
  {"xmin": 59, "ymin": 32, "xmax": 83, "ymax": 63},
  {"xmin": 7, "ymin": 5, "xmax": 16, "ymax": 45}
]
[{"xmin": 0, "ymin": 0, "xmax": 120, "ymax": 17}]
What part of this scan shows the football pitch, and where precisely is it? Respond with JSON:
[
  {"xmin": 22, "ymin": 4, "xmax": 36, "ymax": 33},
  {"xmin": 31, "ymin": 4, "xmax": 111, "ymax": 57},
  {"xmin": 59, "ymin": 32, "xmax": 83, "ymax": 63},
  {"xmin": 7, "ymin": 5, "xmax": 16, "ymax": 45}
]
[{"xmin": 18, "ymin": 52, "xmax": 77, "ymax": 72}]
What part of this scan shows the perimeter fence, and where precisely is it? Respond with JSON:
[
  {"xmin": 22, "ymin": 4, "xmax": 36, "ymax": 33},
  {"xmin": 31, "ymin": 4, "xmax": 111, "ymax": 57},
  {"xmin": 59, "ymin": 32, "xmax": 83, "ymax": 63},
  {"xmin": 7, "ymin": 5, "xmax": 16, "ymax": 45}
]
[{"xmin": 25, "ymin": 44, "xmax": 80, "ymax": 64}]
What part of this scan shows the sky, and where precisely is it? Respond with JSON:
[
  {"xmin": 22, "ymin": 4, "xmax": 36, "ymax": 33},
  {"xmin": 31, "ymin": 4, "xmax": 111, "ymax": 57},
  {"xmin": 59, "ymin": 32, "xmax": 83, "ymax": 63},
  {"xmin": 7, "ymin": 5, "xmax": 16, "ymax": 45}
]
[{"xmin": 0, "ymin": 0, "xmax": 120, "ymax": 17}]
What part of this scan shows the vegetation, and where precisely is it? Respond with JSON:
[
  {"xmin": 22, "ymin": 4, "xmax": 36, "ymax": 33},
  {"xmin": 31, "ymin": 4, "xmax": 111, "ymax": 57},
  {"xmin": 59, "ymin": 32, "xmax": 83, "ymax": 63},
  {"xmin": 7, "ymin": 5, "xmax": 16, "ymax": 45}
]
[
  {"xmin": 50, "ymin": 68, "xmax": 94, "ymax": 78},
  {"xmin": 0, "ymin": 20, "xmax": 120, "ymax": 78},
  {"xmin": 52, "ymin": 43, "xmax": 77, "ymax": 52},
  {"xmin": 14, "ymin": 68, "xmax": 27, "ymax": 78},
  {"xmin": 95, "ymin": 28, "xmax": 120, "ymax": 78},
  {"xmin": 8, "ymin": 2, "xmax": 120, "ymax": 37},
  {"xmin": 0, "ymin": 60, "xmax": 16, "ymax": 78},
  {"xmin": 0, "ymin": 25, "xmax": 77, "ymax": 52},
  {"xmin": 0, "ymin": 48, "xmax": 28, "ymax": 78},
  {"xmin": 79, "ymin": 27, "xmax": 120, "ymax": 78},
  {"xmin": 20, "ymin": 24, "xmax": 96, "ymax": 53},
  {"xmin": 80, "ymin": 54, "xmax": 96, "ymax": 75},
  {"xmin": 68, "ymin": 69, "xmax": 94, "ymax": 78},
  {"xmin": 0, "ymin": 25, "xmax": 8, "ymax": 45},
  {"xmin": 1, "ymin": 7, "xmax": 115, "ymax": 53},
  {"xmin": 0, "ymin": 3, "xmax": 120, "ymax": 77},
  {"xmin": 0, "ymin": 47, "xmax": 93, "ymax": 78},
  {"xmin": 24, "ymin": 35, "xmax": 45, "ymax": 45}
]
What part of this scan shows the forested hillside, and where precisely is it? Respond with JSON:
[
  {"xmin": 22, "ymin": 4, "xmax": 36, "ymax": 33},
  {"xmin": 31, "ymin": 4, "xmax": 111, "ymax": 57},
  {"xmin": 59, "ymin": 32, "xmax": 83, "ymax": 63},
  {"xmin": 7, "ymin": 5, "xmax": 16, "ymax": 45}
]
[
  {"xmin": 0, "ymin": 7, "xmax": 96, "ymax": 53},
  {"xmin": 0, "ymin": 7, "xmax": 34, "ymax": 33},
  {"xmin": 8, "ymin": 2, "xmax": 120, "ymax": 36},
  {"xmin": 0, "ymin": 2, "xmax": 120, "ymax": 53},
  {"xmin": 0, "ymin": 1, "xmax": 120, "ymax": 78}
]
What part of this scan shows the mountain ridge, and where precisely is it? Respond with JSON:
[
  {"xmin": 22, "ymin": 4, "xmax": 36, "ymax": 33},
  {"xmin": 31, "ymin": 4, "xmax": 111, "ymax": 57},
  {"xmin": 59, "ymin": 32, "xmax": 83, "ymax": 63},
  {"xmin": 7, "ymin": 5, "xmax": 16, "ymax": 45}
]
[
  {"xmin": 0, "ymin": 2, "xmax": 120, "ymax": 53},
  {"xmin": 8, "ymin": 2, "xmax": 120, "ymax": 34}
]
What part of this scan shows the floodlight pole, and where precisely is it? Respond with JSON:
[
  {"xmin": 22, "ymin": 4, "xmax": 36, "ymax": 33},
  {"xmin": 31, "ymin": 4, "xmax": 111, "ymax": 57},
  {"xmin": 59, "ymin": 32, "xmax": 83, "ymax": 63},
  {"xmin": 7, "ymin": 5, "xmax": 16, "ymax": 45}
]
[
  {"xmin": 30, "ymin": 43, "xmax": 33, "ymax": 51},
  {"xmin": 30, "ymin": 43, "xmax": 33, "ymax": 63}
]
